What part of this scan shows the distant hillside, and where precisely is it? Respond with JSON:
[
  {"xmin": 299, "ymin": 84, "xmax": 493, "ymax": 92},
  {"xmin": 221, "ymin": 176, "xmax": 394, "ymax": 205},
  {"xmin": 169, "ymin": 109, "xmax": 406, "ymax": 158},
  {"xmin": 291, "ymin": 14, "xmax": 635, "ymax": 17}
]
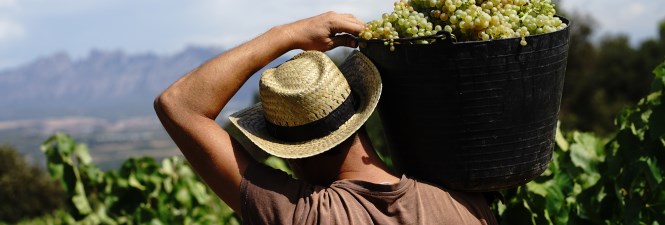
[
  {"xmin": 0, "ymin": 46, "xmax": 288, "ymax": 120},
  {"xmin": 0, "ymin": 46, "xmax": 290, "ymax": 167}
]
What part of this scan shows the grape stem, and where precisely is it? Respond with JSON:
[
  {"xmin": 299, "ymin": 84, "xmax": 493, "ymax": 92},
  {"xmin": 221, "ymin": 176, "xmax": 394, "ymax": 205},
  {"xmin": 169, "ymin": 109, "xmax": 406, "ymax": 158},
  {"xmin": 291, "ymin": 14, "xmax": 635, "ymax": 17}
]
[{"xmin": 520, "ymin": 8, "xmax": 533, "ymax": 23}]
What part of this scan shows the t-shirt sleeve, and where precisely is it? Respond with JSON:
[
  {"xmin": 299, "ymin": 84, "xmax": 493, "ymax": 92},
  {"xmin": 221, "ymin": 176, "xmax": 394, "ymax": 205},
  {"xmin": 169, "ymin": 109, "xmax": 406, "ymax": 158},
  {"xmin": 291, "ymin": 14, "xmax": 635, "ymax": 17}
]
[{"xmin": 240, "ymin": 162, "xmax": 314, "ymax": 225}]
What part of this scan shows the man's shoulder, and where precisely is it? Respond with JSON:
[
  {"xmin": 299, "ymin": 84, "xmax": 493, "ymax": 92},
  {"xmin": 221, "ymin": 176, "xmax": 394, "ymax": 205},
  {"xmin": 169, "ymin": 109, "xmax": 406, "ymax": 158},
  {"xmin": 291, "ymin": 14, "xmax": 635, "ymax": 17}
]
[{"xmin": 242, "ymin": 168, "xmax": 496, "ymax": 225}]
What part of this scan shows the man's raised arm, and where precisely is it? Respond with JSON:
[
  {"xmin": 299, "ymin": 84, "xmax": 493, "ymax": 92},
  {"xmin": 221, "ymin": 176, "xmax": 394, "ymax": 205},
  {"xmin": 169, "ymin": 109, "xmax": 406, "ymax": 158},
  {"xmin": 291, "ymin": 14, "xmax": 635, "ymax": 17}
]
[{"xmin": 153, "ymin": 12, "xmax": 365, "ymax": 214}]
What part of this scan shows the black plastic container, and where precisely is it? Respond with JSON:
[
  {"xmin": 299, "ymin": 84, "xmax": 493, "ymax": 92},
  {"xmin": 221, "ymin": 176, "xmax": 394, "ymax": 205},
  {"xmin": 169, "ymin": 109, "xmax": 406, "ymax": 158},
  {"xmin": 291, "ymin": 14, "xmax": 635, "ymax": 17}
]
[{"xmin": 360, "ymin": 18, "xmax": 570, "ymax": 192}]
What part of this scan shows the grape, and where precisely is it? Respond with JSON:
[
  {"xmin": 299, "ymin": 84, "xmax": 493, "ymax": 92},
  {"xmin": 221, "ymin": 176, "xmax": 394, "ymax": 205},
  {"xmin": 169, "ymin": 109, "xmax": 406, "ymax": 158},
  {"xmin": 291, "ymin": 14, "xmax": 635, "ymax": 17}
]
[
  {"xmin": 359, "ymin": 0, "xmax": 438, "ymax": 45},
  {"xmin": 360, "ymin": 0, "xmax": 567, "ymax": 48}
]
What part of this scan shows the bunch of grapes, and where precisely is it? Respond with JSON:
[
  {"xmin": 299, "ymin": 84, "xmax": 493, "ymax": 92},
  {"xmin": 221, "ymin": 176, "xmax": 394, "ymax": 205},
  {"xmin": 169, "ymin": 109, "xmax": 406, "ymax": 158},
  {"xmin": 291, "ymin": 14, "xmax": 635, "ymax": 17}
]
[{"xmin": 359, "ymin": 0, "xmax": 567, "ymax": 49}]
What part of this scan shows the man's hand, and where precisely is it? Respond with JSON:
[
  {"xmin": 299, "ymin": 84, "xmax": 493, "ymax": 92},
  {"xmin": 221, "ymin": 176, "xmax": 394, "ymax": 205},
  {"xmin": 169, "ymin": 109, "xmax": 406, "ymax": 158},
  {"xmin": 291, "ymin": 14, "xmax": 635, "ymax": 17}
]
[{"xmin": 281, "ymin": 11, "xmax": 366, "ymax": 51}]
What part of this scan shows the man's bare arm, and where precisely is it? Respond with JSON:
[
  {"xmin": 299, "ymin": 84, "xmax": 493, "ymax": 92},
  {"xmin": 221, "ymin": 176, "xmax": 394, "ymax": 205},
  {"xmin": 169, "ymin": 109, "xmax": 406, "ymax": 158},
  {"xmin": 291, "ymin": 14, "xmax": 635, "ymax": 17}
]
[{"xmin": 153, "ymin": 12, "xmax": 365, "ymax": 214}]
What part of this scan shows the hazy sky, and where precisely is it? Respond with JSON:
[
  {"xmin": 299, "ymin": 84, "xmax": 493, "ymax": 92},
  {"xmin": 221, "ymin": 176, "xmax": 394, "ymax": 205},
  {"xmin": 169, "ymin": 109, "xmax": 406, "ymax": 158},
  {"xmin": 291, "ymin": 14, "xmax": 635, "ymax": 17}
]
[{"xmin": 1, "ymin": 0, "xmax": 664, "ymax": 70}]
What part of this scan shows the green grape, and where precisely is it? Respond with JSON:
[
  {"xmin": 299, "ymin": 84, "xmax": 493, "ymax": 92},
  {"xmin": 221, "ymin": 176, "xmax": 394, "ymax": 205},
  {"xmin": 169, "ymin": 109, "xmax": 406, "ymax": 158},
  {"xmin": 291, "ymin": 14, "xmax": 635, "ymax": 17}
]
[
  {"xmin": 360, "ymin": 0, "xmax": 567, "ymax": 47},
  {"xmin": 359, "ymin": 0, "xmax": 438, "ymax": 48}
]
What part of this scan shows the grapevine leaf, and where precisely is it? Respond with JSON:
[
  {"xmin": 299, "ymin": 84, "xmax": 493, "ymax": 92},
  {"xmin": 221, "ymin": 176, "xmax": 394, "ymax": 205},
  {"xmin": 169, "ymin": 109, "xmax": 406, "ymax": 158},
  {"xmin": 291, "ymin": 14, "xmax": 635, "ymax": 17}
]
[
  {"xmin": 148, "ymin": 174, "xmax": 162, "ymax": 190},
  {"xmin": 640, "ymin": 157, "xmax": 663, "ymax": 189},
  {"xmin": 96, "ymin": 205, "xmax": 118, "ymax": 225},
  {"xmin": 53, "ymin": 139, "xmax": 78, "ymax": 193},
  {"xmin": 555, "ymin": 122, "xmax": 569, "ymax": 151},
  {"xmin": 74, "ymin": 143, "xmax": 92, "ymax": 165},
  {"xmin": 129, "ymin": 172, "xmax": 146, "ymax": 190},
  {"xmin": 263, "ymin": 156, "xmax": 294, "ymax": 176},
  {"xmin": 615, "ymin": 129, "xmax": 642, "ymax": 163},
  {"xmin": 175, "ymin": 188, "xmax": 191, "ymax": 206},
  {"xmin": 624, "ymin": 109, "xmax": 648, "ymax": 141},
  {"xmin": 47, "ymin": 163, "xmax": 65, "ymax": 184},
  {"xmin": 177, "ymin": 164, "xmax": 195, "ymax": 178},
  {"xmin": 161, "ymin": 158, "xmax": 175, "ymax": 175},
  {"xmin": 163, "ymin": 177, "xmax": 173, "ymax": 193},
  {"xmin": 150, "ymin": 218, "xmax": 164, "ymax": 225},
  {"xmin": 187, "ymin": 180, "xmax": 208, "ymax": 204},
  {"xmin": 621, "ymin": 163, "xmax": 645, "ymax": 193},
  {"xmin": 526, "ymin": 182, "xmax": 548, "ymax": 198},
  {"xmin": 55, "ymin": 132, "xmax": 75, "ymax": 156},
  {"xmin": 649, "ymin": 104, "xmax": 665, "ymax": 139},
  {"xmin": 616, "ymin": 108, "xmax": 632, "ymax": 130},
  {"xmin": 79, "ymin": 214, "xmax": 100, "ymax": 224},
  {"xmin": 544, "ymin": 184, "xmax": 564, "ymax": 224},
  {"xmin": 553, "ymin": 198, "xmax": 570, "ymax": 225},
  {"xmin": 72, "ymin": 188, "xmax": 92, "ymax": 215},
  {"xmin": 40, "ymin": 134, "xmax": 56, "ymax": 151},
  {"xmin": 623, "ymin": 197, "xmax": 642, "ymax": 224},
  {"xmin": 645, "ymin": 91, "xmax": 662, "ymax": 107},
  {"xmin": 569, "ymin": 132, "xmax": 603, "ymax": 173},
  {"xmin": 651, "ymin": 62, "xmax": 665, "ymax": 92}
]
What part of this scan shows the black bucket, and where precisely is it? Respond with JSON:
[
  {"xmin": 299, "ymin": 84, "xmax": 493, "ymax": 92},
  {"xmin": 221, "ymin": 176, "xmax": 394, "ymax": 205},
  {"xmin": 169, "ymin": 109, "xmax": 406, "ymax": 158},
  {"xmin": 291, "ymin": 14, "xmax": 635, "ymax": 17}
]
[{"xmin": 359, "ymin": 17, "xmax": 570, "ymax": 192}]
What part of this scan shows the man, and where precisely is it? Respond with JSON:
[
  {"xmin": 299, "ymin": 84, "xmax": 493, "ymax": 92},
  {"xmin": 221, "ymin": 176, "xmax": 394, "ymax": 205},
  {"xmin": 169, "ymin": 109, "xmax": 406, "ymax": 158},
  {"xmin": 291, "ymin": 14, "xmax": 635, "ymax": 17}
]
[{"xmin": 154, "ymin": 12, "xmax": 497, "ymax": 225}]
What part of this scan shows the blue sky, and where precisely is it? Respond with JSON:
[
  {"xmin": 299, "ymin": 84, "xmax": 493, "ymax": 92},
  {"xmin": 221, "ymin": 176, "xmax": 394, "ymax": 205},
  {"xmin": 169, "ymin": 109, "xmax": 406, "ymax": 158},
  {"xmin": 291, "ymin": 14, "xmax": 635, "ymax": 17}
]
[{"xmin": 1, "ymin": 0, "xmax": 664, "ymax": 70}]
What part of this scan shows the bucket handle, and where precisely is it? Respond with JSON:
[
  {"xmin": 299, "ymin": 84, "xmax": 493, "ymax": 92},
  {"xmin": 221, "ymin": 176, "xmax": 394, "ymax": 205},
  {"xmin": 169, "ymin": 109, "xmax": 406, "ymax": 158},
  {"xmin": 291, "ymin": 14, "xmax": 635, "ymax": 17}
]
[{"xmin": 353, "ymin": 31, "xmax": 456, "ymax": 45}]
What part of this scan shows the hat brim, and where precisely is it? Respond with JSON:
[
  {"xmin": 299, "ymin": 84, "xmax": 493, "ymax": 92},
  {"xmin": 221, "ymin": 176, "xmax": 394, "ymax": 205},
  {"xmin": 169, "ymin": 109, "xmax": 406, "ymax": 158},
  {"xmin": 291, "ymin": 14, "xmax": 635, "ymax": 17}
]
[{"xmin": 229, "ymin": 51, "xmax": 382, "ymax": 159}]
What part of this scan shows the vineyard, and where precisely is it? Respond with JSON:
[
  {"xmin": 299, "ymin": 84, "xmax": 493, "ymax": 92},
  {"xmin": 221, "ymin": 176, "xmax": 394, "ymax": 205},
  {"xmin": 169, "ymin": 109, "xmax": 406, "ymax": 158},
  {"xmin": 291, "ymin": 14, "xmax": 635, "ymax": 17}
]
[
  {"xmin": 32, "ymin": 133, "xmax": 241, "ymax": 225},
  {"xmin": 498, "ymin": 62, "xmax": 665, "ymax": 224}
]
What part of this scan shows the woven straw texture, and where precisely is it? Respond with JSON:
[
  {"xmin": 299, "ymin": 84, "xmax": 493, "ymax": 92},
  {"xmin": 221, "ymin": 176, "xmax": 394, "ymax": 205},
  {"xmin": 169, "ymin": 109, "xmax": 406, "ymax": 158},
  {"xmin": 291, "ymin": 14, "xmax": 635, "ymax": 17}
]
[
  {"xmin": 260, "ymin": 51, "xmax": 351, "ymax": 127},
  {"xmin": 229, "ymin": 51, "xmax": 381, "ymax": 159}
]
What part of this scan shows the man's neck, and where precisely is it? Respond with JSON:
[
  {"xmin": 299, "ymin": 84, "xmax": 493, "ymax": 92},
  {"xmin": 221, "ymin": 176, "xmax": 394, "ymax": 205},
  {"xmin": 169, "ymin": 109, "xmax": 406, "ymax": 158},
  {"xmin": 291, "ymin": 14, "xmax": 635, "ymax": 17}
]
[{"xmin": 336, "ymin": 132, "xmax": 401, "ymax": 185}]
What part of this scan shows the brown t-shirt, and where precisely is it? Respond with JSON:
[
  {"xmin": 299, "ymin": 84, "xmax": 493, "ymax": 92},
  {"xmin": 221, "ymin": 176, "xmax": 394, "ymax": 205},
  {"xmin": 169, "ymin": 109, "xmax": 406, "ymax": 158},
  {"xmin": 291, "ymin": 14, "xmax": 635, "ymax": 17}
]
[{"xmin": 240, "ymin": 163, "xmax": 498, "ymax": 225}]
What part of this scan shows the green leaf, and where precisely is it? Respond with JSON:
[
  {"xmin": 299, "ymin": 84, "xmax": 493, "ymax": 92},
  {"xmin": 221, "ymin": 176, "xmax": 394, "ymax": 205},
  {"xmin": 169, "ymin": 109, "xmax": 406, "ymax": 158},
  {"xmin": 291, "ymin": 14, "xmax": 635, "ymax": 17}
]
[
  {"xmin": 544, "ymin": 184, "xmax": 565, "ymax": 222},
  {"xmin": 556, "ymin": 122, "xmax": 569, "ymax": 151},
  {"xmin": 646, "ymin": 91, "xmax": 662, "ymax": 107},
  {"xmin": 616, "ymin": 108, "xmax": 633, "ymax": 129},
  {"xmin": 649, "ymin": 103, "xmax": 665, "ymax": 139},
  {"xmin": 569, "ymin": 132, "xmax": 603, "ymax": 178},
  {"xmin": 94, "ymin": 204, "xmax": 117, "ymax": 225},
  {"xmin": 263, "ymin": 156, "xmax": 293, "ymax": 176},
  {"xmin": 129, "ymin": 172, "xmax": 146, "ymax": 190},
  {"xmin": 640, "ymin": 157, "xmax": 663, "ymax": 189},
  {"xmin": 175, "ymin": 188, "xmax": 191, "ymax": 206},
  {"xmin": 148, "ymin": 174, "xmax": 162, "ymax": 188},
  {"xmin": 72, "ymin": 190, "xmax": 92, "ymax": 215},
  {"xmin": 526, "ymin": 182, "xmax": 548, "ymax": 198},
  {"xmin": 161, "ymin": 158, "xmax": 175, "ymax": 175},
  {"xmin": 74, "ymin": 143, "xmax": 92, "ymax": 165},
  {"xmin": 177, "ymin": 164, "xmax": 195, "ymax": 178},
  {"xmin": 150, "ymin": 218, "xmax": 164, "ymax": 225},
  {"xmin": 188, "ymin": 181, "xmax": 209, "ymax": 204},
  {"xmin": 624, "ymin": 197, "xmax": 643, "ymax": 224},
  {"xmin": 163, "ymin": 177, "xmax": 173, "ymax": 193},
  {"xmin": 79, "ymin": 214, "xmax": 101, "ymax": 225},
  {"xmin": 46, "ymin": 162, "xmax": 65, "ymax": 182},
  {"xmin": 552, "ymin": 199, "xmax": 570, "ymax": 225},
  {"xmin": 651, "ymin": 61, "xmax": 665, "ymax": 92},
  {"xmin": 62, "ymin": 168, "xmax": 78, "ymax": 194},
  {"xmin": 55, "ymin": 133, "xmax": 75, "ymax": 156}
]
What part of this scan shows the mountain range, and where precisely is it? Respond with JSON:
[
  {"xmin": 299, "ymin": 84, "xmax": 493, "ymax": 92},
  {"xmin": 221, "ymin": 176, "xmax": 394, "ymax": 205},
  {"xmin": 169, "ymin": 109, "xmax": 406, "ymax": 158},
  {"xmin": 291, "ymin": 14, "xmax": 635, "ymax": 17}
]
[{"xmin": 0, "ymin": 46, "xmax": 288, "ymax": 121}]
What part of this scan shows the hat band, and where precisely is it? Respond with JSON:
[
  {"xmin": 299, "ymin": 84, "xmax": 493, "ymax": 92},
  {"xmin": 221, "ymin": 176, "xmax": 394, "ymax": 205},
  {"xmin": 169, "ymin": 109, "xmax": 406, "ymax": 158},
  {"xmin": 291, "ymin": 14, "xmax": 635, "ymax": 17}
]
[{"xmin": 265, "ymin": 92, "xmax": 358, "ymax": 142}]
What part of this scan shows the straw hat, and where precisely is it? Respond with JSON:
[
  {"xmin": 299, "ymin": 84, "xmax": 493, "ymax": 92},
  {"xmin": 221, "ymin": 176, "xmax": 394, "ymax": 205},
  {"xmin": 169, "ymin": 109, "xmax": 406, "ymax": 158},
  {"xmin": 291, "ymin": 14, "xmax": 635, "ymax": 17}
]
[{"xmin": 229, "ymin": 50, "xmax": 381, "ymax": 159}]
